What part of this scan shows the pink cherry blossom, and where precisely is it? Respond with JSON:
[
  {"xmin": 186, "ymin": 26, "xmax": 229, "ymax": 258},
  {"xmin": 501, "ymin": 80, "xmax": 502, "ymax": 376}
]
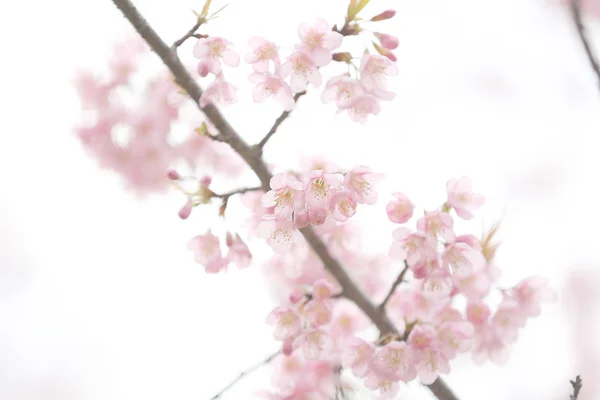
[
  {"xmin": 415, "ymin": 348, "xmax": 450, "ymax": 385},
  {"xmin": 303, "ymin": 300, "xmax": 331, "ymax": 327},
  {"xmin": 256, "ymin": 216, "xmax": 303, "ymax": 255},
  {"xmin": 193, "ymin": 37, "xmax": 240, "ymax": 77},
  {"xmin": 262, "ymin": 172, "xmax": 305, "ymax": 219},
  {"xmin": 417, "ymin": 211, "xmax": 455, "ymax": 242},
  {"xmin": 389, "ymin": 228, "xmax": 437, "ymax": 267},
  {"xmin": 374, "ymin": 33, "xmax": 399, "ymax": 50},
  {"xmin": 329, "ymin": 190, "xmax": 357, "ymax": 222},
  {"xmin": 359, "ymin": 54, "xmax": 399, "ymax": 93},
  {"xmin": 371, "ymin": 341, "xmax": 417, "ymax": 382},
  {"xmin": 422, "ymin": 272, "xmax": 454, "ymax": 298},
  {"xmin": 471, "ymin": 323, "xmax": 510, "ymax": 365},
  {"xmin": 408, "ymin": 324, "xmax": 437, "ymax": 350},
  {"xmin": 225, "ymin": 233, "xmax": 252, "ymax": 268},
  {"xmin": 446, "ymin": 177, "xmax": 484, "ymax": 220},
  {"xmin": 364, "ymin": 373, "xmax": 400, "ymax": 400},
  {"xmin": 312, "ymin": 279, "xmax": 334, "ymax": 300},
  {"xmin": 308, "ymin": 208, "xmax": 327, "ymax": 225},
  {"xmin": 293, "ymin": 211, "xmax": 309, "ymax": 228},
  {"xmin": 344, "ymin": 94, "xmax": 381, "ymax": 124},
  {"xmin": 280, "ymin": 51, "xmax": 322, "ymax": 92},
  {"xmin": 305, "ymin": 169, "xmax": 342, "ymax": 209},
  {"xmin": 509, "ymin": 276, "xmax": 557, "ymax": 317},
  {"xmin": 327, "ymin": 300, "xmax": 370, "ymax": 339},
  {"xmin": 266, "ymin": 306, "xmax": 302, "ymax": 341},
  {"xmin": 437, "ymin": 321, "xmax": 474, "ymax": 358},
  {"xmin": 249, "ymin": 72, "xmax": 295, "ymax": 111},
  {"xmin": 443, "ymin": 242, "xmax": 485, "ymax": 279},
  {"xmin": 187, "ymin": 231, "xmax": 226, "ymax": 273},
  {"xmin": 296, "ymin": 18, "xmax": 343, "ymax": 66},
  {"xmin": 245, "ymin": 36, "xmax": 279, "ymax": 72},
  {"xmin": 386, "ymin": 192, "xmax": 414, "ymax": 223},
  {"xmin": 340, "ymin": 337, "xmax": 375, "ymax": 378},
  {"xmin": 343, "ymin": 166, "xmax": 384, "ymax": 205},
  {"xmin": 454, "ymin": 271, "xmax": 491, "ymax": 300},
  {"xmin": 467, "ymin": 301, "xmax": 491, "ymax": 325},
  {"xmin": 490, "ymin": 300, "xmax": 526, "ymax": 343},
  {"xmin": 321, "ymin": 75, "xmax": 365, "ymax": 109},
  {"xmin": 293, "ymin": 329, "xmax": 333, "ymax": 359},
  {"xmin": 199, "ymin": 74, "xmax": 238, "ymax": 107}
]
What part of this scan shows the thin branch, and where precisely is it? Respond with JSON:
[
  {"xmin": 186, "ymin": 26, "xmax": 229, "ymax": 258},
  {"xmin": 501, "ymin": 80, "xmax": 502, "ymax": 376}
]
[
  {"xmin": 213, "ymin": 186, "xmax": 262, "ymax": 200},
  {"xmin": 570, "ymin": 375, "xmax": 583, "ymax": 400},
  {"xmin": 379, "ymin": 261, "xmax": 409, "ymax": 311},
  {"xmin": 172, "ymin": 16, "xmax": 205, "ymax": 49},
  {"xmin": 256, "ymin": 92, "xmax": 306, "ymax": 149},
  {"xmin": 570, "ymin": 0, "xmax": 600, "ymax": 91},
  {"xmin": 209, "ymin": 350, "xmax": 280, "ymax": 399},
  {"xmin": 110, "ymin": 1, "xmax": 459, "ymax": 399}
]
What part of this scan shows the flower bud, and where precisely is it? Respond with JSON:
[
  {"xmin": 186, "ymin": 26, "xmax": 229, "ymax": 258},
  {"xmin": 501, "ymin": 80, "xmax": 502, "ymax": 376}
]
[
  {"xmin": 371, "ymin": 9, "xmax": 396, "ymax": 21},
  {"xmin": 167, "ymin": 169, "xmax": 180, "ymax": 180},
  {"xmin": 178, "ymin": 199, "xmax": 193, "ymax": 219},
  {"xmin": 374, "ymin": 33, "xmax": 399, "ymax": 50}
]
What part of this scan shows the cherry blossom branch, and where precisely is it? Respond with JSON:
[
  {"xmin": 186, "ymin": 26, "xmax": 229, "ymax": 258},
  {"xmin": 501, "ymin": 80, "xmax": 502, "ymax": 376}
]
[
  {"xmin": 570, "ymin": 0, "xmax": 600, "ymax": 91},
  {"xmin": 172, "ymin": 15, "xmax": 206, "ymax": 49},
  {"xmin": 213, "ymin": 186, "xmax": 262, "ymax": 201},
  {"xmin": 378, "ymin": 260, "xmax": 409, "ymax": 311},
  {"xmin": 110, "ymin": 1, "xmax": 459, "ymax": 398},
  {"xmin": 570, "ymin": 375, "xmax": 583, "ymax": 399},
  {"xmin": 209, "ymin": 350, "xmax": 281, "ymax": 400},
  {"xmin": 256, "ymin": 92, "xmax": 306, "ymax": 150}
]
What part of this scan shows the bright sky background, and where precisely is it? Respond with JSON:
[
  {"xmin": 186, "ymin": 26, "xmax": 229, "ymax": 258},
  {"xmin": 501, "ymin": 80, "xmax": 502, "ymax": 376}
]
[{"xmin": 1, "ymin": 0, "xmax": 600, "ymax": 399}]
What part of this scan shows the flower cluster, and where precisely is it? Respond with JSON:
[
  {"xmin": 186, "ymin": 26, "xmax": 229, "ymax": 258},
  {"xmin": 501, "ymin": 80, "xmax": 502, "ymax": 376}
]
[
  {"xmin": 187, "ymin": 230, "xmax": 251, "ymax": 273},
  {"xmin": 74, "ymin": 36, "xmax": 244, "ymax": 194},
  {"xmin": 256, "ymin": 166, "xmax": 383, "ymax": 254}
]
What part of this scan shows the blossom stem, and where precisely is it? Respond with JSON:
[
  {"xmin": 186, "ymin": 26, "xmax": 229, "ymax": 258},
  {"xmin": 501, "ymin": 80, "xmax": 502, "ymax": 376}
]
[
  {"xmin": 570, "ymin": 0, "xmax": 600, "ymax": 92},
  {"xmin": 256, "ymin": 92, "xmax": 305, "ymax": 150},
  {"xmin": 172, "ymin": 15, "xmax": 206, "ymax": 49},
  {"xmin": 109, "ymin": 1, "xmax": 460, "ymax": 398},
  {"xmin": 209, "ymin": 350, "xmax": 280, "ymax": 399},
  {"xmin": 378, "ymin": 260, "xmax": 409, "ymax": 311},
  {"xmin": 213, "ymin": 186, "xmax": 262, "ymax": 201},
  {"xmin": 570, "ymin": 375, "xmax": 583, "ymax": 400}
]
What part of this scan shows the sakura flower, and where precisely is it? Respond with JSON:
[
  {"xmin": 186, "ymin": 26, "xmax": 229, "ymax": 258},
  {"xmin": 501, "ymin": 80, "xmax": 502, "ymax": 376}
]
[
  {"xmin": 446, "ymin": 176, "xmax": 484, "ymax": 220},
  {"xmin": 280, "ymin": 51, "xmax": 322, "ymax": 92},
  {"xmin": 443, "ymin": 242, "xmax": 485, "ymax": 279},
  {"xmin": 371, "ymin": 341, "xmax": 417, "ymax": 382},
  {"xmin": 364, "ymin": 373, "xmax": 400, "ymax": 400},
  {"xmin": 389, "ymin": 228, "xmax": 437, "ymax": 267},
  {"xmin": 266, "ymin": 306, "xmax": 302, "ymax": 341},
  {"xmin": 262, "ymin": 172, "xmax": 305, "ymax": 219},
  {"xmin": 415, "ymin": 348, "xmax": 450, "ymax": 385},
  {"xmin": 193, "ymin": 37, "xmax": 240, "ymax": 77},
  {"xmin": 343, "ymin": 166, "xmax": 384, "ymax": 205},
  {"xmin": 374, "ymin": 33, "xmax": 399, "ymax": 50},
  {"xmin": 225, "ymin": 232, "xmax": 252, "ymax": 268},
  {"xmin": 509, "ymin": 276, "xmax": 557, "ymax": 317},
  {"xmin": 454, "ymin": 271, "xmax": 491, "ymax": 300},
  {"xmin": 199, "ymin": 74, "xmax": 238, "ymax": 107},
  {"xmin": 305, "ymin": 169, "xmax": 342, "ymax": 209},
  {"xmin": 249, "ymin": 72, "xmax": 295, "ymax": 111},
  {"xmin": 312, "ymin": 279, "xmax": 335, "ymax": 300},
  {"xmin": 293, "ymin": 329, "xmax": 333, "ymax": 359},
  {"xmin": 245, "ymin": 36, "xmax": 279, "ymax": 72},
  {"xmin": 293, "ymin": 210, "xmax": 309, "ymax": 228},
  {"xmin": 340, "ymin": 337, "xmax": 375, "ymax": 378},
  {"xmin": 321, "ymin": 75, "xmax": 365, "ymax": 109},
  {"xmin": 386, "ymin": 192, "xmax": 414, "ymax": 224},
  {"xmin": 328, "ymin": 300, "xmax": 370, "ymax": 339},
  {"xmin": 308, "ymin": 208, "xmax": 327, "ymax": 225},
  {"xmin": 345, "ymin": 94, "xmax": 381, "ymax": 124},
  {"xmin": 422, "ymin": 272, "xmax": 454, "ymax": 298},
  {"xmin": 303, "ymin": 300, "xmax": 331, "ymax": 327},
  {"xmin": 359, "ymin": 54, "xmax": 399, "ymax": 93},
  {"xmin": 467, "ymin": 301, "xmax": 492, "ymax": 325},
  {"xmin": 256, "ymin": 216, "xmax": 303, "ymax": 255},
  {"xmin": 490, "ymin": 300, "xmax": 526, "ymax": 343},
  {"xmin": 329, "ymin": 190, "xmax": 357, "ymax": 222},
  {"xmin": 437, "ymin": 321, "xmax": 474, "ymax": 358},
  {"xmin": 471, "ymin": 323, "xmax": 510, "ymax": 365},
  {"xmin": 408, "ymin": 324, "xmax": 437, "ymax": 350},
  {"xmin": 187, "ymin": 231, "xmax": 226, "ymax": 273},
  {"xmin": 417, "ymin": 211, "xmax": 455, "ymax": 242},
  {"xmin": 296, "ymin": 18, "xmax": 343, "ymax": 67}
]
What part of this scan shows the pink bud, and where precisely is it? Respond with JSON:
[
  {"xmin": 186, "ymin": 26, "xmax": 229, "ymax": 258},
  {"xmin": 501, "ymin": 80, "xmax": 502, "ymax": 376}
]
[
  {"xmin": 308, "ymin": 209, "xmax": 327, "ymax": 225},
  {"xmin": 371, "ymin": 9, "xmax": 396, "ymax": 21},
  {"xmin": 199, "ymin": 175, "xmax": 212, "ymax": 187},
  {"xmin": 282, "ymin": 338, "xmax": 294, "ymax": 356},
  {"xmin": 167, "ymin": 169, "xmax": 180, "ymax": 180},
  {"xmin": 178, "ymin": 199, "xmax": 193, "ymax": 219},
  {"xmin": 289, "ymin": 288, "xmax": 304, "ymax": 304},
  {"xmin": 197, "ymin": 63, "xmax": 209, "ymax": 77},
  {"xmin": 294, "ymin": 211, "xmax": 309, "ymax": 228},
  {"xmin": 384, "ymin": 52, "xmax": 397, "ymax": 62},
  {"xmin": 225, "ymin": 232, "xmax": 233, "ymax": 247},
  {"xmin": 374, "ymin": 33, "xmax": 399, "ymax": 50},
  {"xmin": 312, "ymin": 279, "xmax": 334, "ymax": 300}
]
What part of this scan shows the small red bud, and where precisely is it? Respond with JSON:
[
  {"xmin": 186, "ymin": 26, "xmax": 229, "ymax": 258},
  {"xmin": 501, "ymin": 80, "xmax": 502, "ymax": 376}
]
[
  {"xmin": 371, "ymin": 9, "xmax": 396, "ymax": 21},
  {"xmin": 178, "ymin": 199, "xmax": 193, "ymax": 220},
  {"xmin": 167, "ymin": 169, "xmax": 180, "ymax": 180}
]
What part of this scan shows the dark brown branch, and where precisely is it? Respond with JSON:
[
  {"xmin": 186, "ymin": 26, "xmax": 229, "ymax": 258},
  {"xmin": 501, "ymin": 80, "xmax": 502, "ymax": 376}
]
[
  {"xmin": 379, "ymin": 261, "xmax": 409, "ymax": 311},
  {"xmin": 209, "ymin": 350, "xmax": 280, "ymax": 399},
  {"xmin": 570, "ymin": 0, "xmax": 600, "ymax": 91},
  {"xmin": 172, "ymin": 16, "xmax": 206, "ymax": 49},
  {"xmin": 110, "ymin": 1, "xmax": 459, "ymax": 398},
  {"xmin": 256, "ymin": 92, "xmax": 306, "ymax": 150},
  {"xmin": 570, "ymin": 375, "xmax": 583, "ymax": 400}
]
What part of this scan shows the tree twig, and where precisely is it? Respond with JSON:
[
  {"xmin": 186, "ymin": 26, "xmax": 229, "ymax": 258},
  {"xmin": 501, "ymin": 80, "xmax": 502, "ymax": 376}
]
[
  {"xmin": 209, "ymin": 350, "xmax": 280, "ymax": 399},
  {"xmin": 256, "ymin": 92, "xmax": 305, "ymax": 150},
  {"xmin": 570, "ymin": 0, "xmax": 600, "ymax": 91},
  {"xmin": 172, "ymin": 16, "xmax": 206, "ymax": 49},
  {"xmin": 109, "ymin": 1, "xmax": 460, "ymax": 398},
  {"xmin": 379, "ymin": 261, "xmax": 409, "ymax": 311},
  {"xmin": 570, "ymin": 375, "xmax": 583, "ymax": 400},
  {"xmin": 213, "ymin": 186, "xmax": 262, "ymax": 201}
]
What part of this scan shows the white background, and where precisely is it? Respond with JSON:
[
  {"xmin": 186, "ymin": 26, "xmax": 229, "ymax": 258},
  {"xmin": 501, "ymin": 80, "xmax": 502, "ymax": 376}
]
[{"xmin": 1, "ymin": 0, "xmax": 599, "ymax": 398}]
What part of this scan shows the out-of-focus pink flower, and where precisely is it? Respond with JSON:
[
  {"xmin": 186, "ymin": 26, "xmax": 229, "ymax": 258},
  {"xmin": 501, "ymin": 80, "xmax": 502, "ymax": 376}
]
[
  {"xmin": 187, "ymin": 231, "xmax": 226, "ymax": 273},
  {"xmin": 359, "ymin": 54, "xmax": 398, "ymax": 93},
  {"xmin": 374, "ymin": 33, "xmax": 399, "ymax": 50},
  {"xmin": 322, "ymin": 75, "xmax": 365, "ymax": 109},
  {"xmin": 340, "ymin": 337, "xmax": 375, "ymax": 378},
  {"xmin": 371, "ymin": 341, "xmax": 417, "ymax": 382},
  {"xmin": 415, "ymin": 348, "xmax": 450, "ymax": 384},
  {"xmin": 249, "ymin": 72, "xmax": 295, "ymax": 111},
  {"xmin": 193, "ymin": 37, "xmax": 240, "ymax": 77},
  {"xmin": 312, "ymin": 279, "xmax": 335, "ymax": 300},
  {"xmin": 389, "ymin": 228, "xmax": 437, "ymax": 267},
  {"xmin": 303, "ymin": 300, "xmax": 331, "ymax": 327},
  {"xmin": 280, "ymin": 51, "xmax": 322, "ymax": 92},
  {"xmin": 345, "ymin": 94, "xmax": 381, "ymax": 124},
  {"xmin": 296, "ymin": 18, "xmax": 343, "ymax": 66},
  {"xmin": 225, "ymin": 233, "xmax": 252, "ymax": 268},
  {"xmin": 199, "ymin": 74, "xmax": 238, "ymax": 107},
  {"xmin": 443, "ymin": 242, "xmax": 485, "ymax": 278},
  {"xmin": 256, "ymin": 216, "xmax": 303, "ymax": 255},
  {"xmin": 364, "ymin": 373, "xmax": 400, "ymax": 400},
  {"xmin": 386, "ymin": 192, "xmax": 414, "ymax": 224},
  {"xmin": 266, "ymin": 306, "xmax": 302, "ymax": 341},
  {"xmin": 344, "ymin": 166, "xmax": 384, "ymax": 205},
  {"xmin": 437, "ymin": 321, "xmax": 474, "ymax": 358},
  {"xmin": 509, "ymin": 276, "xmax": 557, "ymax": 317},
  {"xmin": 417, "ymin": 211, "xmax": 455, "ymax": 242},
  {"xmin": 245, "ymin": 36, "xmax": 279, "ymax": 72},
  {"xmin": 446, "ymin": 177, "xmax": 484, "ymax": 220},
  {"xmin": 293, "ymin": 329, "xmax": 333, "ymax": 359}
]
